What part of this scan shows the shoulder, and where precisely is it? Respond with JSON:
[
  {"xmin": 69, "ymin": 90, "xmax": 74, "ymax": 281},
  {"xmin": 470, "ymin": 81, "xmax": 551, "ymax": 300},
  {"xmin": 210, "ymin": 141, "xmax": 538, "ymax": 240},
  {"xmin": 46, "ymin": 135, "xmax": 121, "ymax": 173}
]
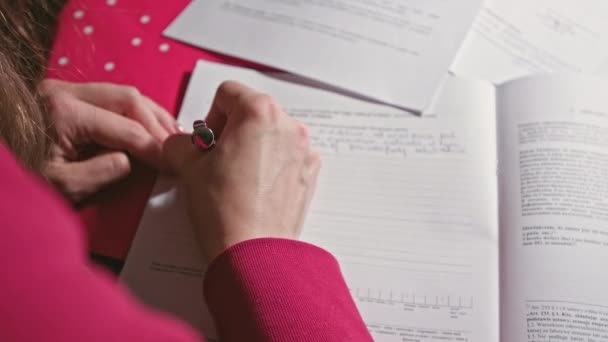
[{"xmin": 0, "ymin": 144, "xmax": 85, "ymax": 260}]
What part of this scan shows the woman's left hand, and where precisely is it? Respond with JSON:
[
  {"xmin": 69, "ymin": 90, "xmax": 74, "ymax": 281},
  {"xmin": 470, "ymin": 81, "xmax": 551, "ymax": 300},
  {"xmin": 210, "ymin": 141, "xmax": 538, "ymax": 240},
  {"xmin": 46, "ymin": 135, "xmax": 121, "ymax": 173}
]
[{"xmin": 39, "ymin": 79, "xmax": 180, "ymax": 203}]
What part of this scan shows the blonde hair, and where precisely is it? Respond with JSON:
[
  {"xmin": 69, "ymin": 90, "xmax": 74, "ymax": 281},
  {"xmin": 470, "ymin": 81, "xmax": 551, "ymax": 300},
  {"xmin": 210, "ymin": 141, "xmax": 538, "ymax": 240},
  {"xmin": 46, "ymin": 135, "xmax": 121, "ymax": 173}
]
[{"xmin": 0, "ymin": 0, "xmax": 62, "ymax": 171}]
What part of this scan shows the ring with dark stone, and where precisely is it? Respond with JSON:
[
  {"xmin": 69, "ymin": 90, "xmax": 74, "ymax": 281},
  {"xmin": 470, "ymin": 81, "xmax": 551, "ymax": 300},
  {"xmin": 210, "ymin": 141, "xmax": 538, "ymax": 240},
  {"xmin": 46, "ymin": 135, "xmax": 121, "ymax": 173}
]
[{"xmin": 191, "ymin": 120, "xmax": 216, "ymax": 150}]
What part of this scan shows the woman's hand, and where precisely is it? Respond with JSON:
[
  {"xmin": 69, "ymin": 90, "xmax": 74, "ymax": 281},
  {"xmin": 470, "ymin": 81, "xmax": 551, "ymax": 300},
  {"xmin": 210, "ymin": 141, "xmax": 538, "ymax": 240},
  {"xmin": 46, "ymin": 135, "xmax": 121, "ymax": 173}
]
[
  {"xmin": 164, "ymin": 81, "xmax": 321, "ymax": 260},
  {"xmin": 40, "ymin": 79, "xmax": 180, "ymax": 203}
]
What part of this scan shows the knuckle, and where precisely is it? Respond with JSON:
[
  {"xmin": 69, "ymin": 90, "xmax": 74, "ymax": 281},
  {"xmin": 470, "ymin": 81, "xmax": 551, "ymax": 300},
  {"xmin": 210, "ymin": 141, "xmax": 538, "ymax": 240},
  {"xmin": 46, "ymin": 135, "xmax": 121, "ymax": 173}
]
[
  {"xmin": 64, "ymin": 182, "xmax": 86, "ymax": 202},
  {"xmin": 108, "ymin": 154, "xmax": 131, "ymax": 174},
  {"xmin": 124, "ymin": 85, "xmax": 141, "ymax": 98},
  {"xmin": 49, "ymin": 167, "xmax": 86, "ymax": 201},
  {"xmin": 217, "ymin": 80, "xmax": 239, "ymax": 96},
  {"xmin": 124, "ymin": 122, "xmax": 149, "ymax": 143},
  {"xmin": 38, "ymin": 79, "xmax": 58, "ymax": 95},
  {"xmin": 296, "ymin": 121, "xmax": 310, "ymax": 143},
  {"xmin": 46, "ymin": 92, "xmax": 75, "ymax": 117},
  {"xmin": 309, "ymin": 150, "xmax": 322, "ymax": 168},
  {"xmin": 243, "ymin": 94, "xmax": 281, "ymax": 122},
  {"xmin": 123, "ymin": 86, "xmax": 143, "ymax": 107}
]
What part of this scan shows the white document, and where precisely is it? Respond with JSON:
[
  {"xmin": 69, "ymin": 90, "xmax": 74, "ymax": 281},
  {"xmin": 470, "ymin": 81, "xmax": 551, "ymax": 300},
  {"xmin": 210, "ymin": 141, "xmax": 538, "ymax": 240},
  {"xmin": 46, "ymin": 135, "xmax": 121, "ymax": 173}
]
[
  {"xmin": 496, "ymin": 76, "xmax": 608, "ymax": 341},
  {"xmin": 452, "ymin": 0, "xmax": 608, "ymax": 83},
  {"xmin": 121, "ymin": 60, "xmax": 499, "ymax": 342},
  {"xmin": 164, "ymin": 0, "xmax": 483, "ymax": 112}
]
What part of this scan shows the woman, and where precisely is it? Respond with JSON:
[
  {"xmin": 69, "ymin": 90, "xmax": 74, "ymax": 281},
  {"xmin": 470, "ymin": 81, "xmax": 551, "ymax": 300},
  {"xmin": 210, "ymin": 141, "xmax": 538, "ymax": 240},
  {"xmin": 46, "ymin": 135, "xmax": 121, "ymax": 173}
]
[{"xmin": 0, "ymin": 1, "xmax": 373, "ymax": 341}]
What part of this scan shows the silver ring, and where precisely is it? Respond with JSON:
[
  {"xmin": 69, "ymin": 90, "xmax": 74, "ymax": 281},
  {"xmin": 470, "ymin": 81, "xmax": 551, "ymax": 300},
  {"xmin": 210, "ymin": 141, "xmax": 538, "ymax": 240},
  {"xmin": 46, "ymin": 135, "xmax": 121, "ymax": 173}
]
[{"xmin": 191, "ymin": 120, "xmax": 216, "ymax": 150}]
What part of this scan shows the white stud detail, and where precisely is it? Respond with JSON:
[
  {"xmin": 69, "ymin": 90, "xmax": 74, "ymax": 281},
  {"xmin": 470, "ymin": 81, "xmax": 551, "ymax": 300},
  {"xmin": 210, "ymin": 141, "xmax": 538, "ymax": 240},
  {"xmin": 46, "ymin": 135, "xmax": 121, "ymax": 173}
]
[
  {"xmin": 159, "ymin": 43, "xmax": 170, "ymax": 53},
  {"xmin": 104, "ymin": 62, "xmax": 115, "ymax": 72},
  {"xmin": 73, "ymin": 10, "xmax": 84, "ymax": 19},
  {"xmin": 140, "ymin": 15, "xmax": 151, "ymax": 24},
  {"xmin": 58, "ymin": 57, "xmax": 69, "ymax": 66},
  {"xmin": 131, "ymin": 37, "xmax": 142, "ymax": 46}
]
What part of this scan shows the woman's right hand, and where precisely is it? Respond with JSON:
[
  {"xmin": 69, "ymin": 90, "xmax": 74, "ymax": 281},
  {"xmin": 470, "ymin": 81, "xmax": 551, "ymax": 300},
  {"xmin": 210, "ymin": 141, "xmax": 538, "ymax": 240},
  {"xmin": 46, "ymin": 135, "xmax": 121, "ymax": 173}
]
[{"xmin": 163, "ymin": 81, "xmax": 321, "ymax": 260}]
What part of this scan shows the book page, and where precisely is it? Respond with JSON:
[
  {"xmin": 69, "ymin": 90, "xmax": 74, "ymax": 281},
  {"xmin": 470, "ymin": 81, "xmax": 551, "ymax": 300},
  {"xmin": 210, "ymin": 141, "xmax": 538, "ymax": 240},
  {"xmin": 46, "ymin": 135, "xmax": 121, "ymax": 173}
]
[
  {"xmin": 121, "ymin": 61, "xmax": 499, "ymax": 342},
  {"xmin": 497, "ymin": 75, "xmax": 608, "ymax": 341},
  {"xmin": 452, "ymin": 0, "xmax": 608, "ymax": 84},
  {"xmin": 164, "ymin": 0, "xmax": 483, "ymax": 112}
]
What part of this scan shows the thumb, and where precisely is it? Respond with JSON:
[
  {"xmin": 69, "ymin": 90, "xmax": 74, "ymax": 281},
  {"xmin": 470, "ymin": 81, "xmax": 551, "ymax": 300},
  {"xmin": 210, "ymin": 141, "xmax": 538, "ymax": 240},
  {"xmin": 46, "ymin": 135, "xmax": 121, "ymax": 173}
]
[
  {"xmin": 163, "ymin": 134, "xmax": 198, "ymax": 175},
  {"xmin": 49, "ymin": 151, "xmax": 132, "ymax": 202}
]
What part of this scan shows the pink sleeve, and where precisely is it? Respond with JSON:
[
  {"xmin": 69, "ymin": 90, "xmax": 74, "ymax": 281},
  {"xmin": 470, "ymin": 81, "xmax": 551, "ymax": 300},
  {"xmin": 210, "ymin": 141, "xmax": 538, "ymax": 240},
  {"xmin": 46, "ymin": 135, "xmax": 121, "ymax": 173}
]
[
  {"xmin": 0, "ymin": 145, "xmax": 372, "ymax": 341},
  {"xmin": 205, "ymin": 239, "xmax": 373, "ymax": 341}
]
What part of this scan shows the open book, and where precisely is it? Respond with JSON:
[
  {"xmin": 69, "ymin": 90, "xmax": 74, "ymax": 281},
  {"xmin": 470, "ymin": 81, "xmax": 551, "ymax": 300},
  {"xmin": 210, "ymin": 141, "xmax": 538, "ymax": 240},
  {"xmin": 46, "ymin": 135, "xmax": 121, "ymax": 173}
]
[
  {"xmin": 164, "ymin": 0, "xmax": 484, "ymax": 112},
  {"xmin": 122, "ymin": 60, "xmax": 608, "ymax": 342}
]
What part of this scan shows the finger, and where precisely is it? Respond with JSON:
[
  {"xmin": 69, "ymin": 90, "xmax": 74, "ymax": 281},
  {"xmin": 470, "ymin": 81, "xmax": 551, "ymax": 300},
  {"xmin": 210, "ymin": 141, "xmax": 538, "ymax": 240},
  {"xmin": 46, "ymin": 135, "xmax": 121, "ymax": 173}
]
[
  {"xmin": 72, "ymin": 151, "xmax": 132, "ymax": 198},
  {"xmin": 49, "ymin": 152, "xmax": 131, "ymax": 202},
  {"xmin": 72, "ymin": 98, "xmax": 164, "ymax": 168},
  {"xmin": 65, "ymin": 82, "xmax": 173, "ymax": 142},
  {"xmin": 41, "ymin": 80, "xmax": 180, "ymax": 135},
  {"xmin": 163, "ymin": 134, "xmax": 199, "ymax": 175},
  {"xmin": 205, "ymin": 80, "xmax": 260, "ymax": 137},
  {"xmin": 143, "ymin": 96, "xmax": 182, "ymax": 134}
]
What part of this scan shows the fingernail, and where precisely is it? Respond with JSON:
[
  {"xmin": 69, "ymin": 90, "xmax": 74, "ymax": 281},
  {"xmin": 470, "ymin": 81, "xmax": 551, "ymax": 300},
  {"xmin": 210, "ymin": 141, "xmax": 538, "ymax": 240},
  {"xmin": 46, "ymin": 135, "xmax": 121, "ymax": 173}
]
[{"xmin": 176, "ymin": 123, "xmax": 186, "ymax": 133}]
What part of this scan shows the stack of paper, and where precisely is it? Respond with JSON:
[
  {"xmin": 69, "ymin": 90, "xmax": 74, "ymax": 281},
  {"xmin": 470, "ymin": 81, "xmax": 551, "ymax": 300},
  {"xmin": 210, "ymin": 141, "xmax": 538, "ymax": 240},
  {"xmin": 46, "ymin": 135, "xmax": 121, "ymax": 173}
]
[
  {"xmin": 452, "ymin": 0, "xmax": 608, "ymax": 83},
  {"xmin": 165, "ymin": 0, "xmax": 608, "ymax": 111},
  {"xmin": 164, "ymin": 0, "xmax": 484, "ymax": 113}
]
